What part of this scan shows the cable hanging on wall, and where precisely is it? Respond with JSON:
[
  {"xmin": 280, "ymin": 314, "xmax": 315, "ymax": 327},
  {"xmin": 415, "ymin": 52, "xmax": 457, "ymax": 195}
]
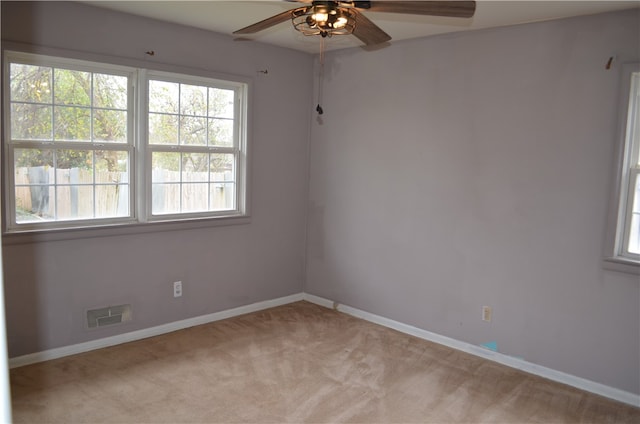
[{"xmin": 316, "ymin": 37, "xmax": 325, "ymax": 115}]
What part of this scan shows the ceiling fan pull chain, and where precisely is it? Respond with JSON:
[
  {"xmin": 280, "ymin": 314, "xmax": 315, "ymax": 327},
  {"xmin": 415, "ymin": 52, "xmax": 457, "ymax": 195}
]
[{"xmin": 316, "ymin": 37, "xmax": 325, "ymax": 115}]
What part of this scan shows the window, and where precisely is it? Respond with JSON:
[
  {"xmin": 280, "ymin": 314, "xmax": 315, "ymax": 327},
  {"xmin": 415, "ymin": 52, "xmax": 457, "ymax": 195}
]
[
  {"xmin": 607, "ymin": 64, "xmax": 640, "ymax": 266},
  {"xmin": 146, "ymin": 73, "xmax": 241, "ymax": 218},
  {"xmin": 5, "ymin": 55, "xmax": 133, "ymax": 227},
  {"xmin": 3, "ymin": 51, "xmax": 248, "ymax": 234}
]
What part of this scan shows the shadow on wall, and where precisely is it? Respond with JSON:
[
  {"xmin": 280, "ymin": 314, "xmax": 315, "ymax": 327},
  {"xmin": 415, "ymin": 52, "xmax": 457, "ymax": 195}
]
[{"xmin": 3, "ymin": 243, "xmax": 44, "ymax": 359}]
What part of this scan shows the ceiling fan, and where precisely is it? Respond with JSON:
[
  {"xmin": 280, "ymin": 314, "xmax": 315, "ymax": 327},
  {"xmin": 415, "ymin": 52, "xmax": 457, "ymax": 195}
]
[{"xmin": 234, "ymin": 1, "xmax": 477, "ymax": 46}]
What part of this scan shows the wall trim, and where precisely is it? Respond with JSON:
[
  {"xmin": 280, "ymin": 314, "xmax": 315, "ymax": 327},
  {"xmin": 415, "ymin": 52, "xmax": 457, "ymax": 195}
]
[
  {"xmin": 302, "ymin": 293, "xmax": 640, "ymax": 408},
  {"xmin": 8, "ymin": 293, "xmax": 304, "ymax": 369},
  {"xmin": 9, "ymin": 292, "xmax": 639, "ymax": 407}
]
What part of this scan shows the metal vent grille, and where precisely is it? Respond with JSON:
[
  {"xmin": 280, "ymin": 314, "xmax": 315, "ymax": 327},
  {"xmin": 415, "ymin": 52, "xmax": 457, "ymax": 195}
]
[{"xmin": 87, "ymin": 304, "xmax": 132, "ymax": 329}]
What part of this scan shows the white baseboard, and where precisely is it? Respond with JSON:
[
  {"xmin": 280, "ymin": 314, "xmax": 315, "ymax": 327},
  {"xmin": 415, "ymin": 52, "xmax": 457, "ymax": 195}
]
[
  {"xmin": 302, "ymin": 293, "xmax": 640, "ymax": 408},
  {"xmin": 9, "ymin": 291, "xmax": 639, "ymax": 408},
  {"xmin": 9, "ymin": 293, "xmax": 304, "ymax": 369}
]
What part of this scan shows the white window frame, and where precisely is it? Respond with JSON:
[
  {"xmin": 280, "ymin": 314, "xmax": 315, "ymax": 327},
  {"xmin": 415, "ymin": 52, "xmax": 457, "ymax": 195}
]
[
  {"xmin": 2, "ymin": 50, "xmax": 250, "ymax": 237},
  {"xmin": 605, "ymin": 63, "xmax": 640, "ymax": 272}
]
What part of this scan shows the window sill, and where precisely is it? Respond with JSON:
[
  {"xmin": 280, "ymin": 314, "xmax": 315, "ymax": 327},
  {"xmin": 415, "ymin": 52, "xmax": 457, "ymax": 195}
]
[
  {"xmin": 603, "ymin": 256, "xmax": 640, "ymax": 275},
  {"xmin": 1, "ymin": 215, "xmax": 251, "ymax": 245}
]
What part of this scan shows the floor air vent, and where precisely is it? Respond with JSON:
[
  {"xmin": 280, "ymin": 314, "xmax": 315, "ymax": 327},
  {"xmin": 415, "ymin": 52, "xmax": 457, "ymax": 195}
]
[{"xmin": 87, "ymin": 304, "xmax": 132, "ymax": 329}]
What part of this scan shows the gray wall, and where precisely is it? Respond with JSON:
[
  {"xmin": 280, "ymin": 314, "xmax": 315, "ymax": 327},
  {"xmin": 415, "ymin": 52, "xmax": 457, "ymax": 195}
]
[
  {"xmin": 3, "ymin": 0, "xmax": 639, "ymax": 398},
  {"xmin": 1, "ymin": 2, "xmax": 313, "ymax": 356},
  {"xmin": 305, "ymin": 9, "xmax": 640, "ymax": 395}
]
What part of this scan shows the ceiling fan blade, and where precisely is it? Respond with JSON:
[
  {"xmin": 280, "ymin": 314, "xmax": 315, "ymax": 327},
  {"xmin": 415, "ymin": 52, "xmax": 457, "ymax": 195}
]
[
  {"xmin": 365, "ymin": 1, "xmax": 476, "ymax": 18},
  {"xmin": 233, "ymin": 7, "xmax": 307, "ymax": 35},
  {"xmin": 351, "ymin": 8, "xmax": 391, "ymax": 46}
]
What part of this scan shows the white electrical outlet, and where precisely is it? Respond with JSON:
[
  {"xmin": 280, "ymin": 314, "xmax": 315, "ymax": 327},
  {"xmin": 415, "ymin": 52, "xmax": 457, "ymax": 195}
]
[
  {"xmin": 482, "ymin": 306, "xmax": 492, "ymax": 322},
  {"xmin": 173, "ymin": 281, "xmax": 183, "ymax": 298}
]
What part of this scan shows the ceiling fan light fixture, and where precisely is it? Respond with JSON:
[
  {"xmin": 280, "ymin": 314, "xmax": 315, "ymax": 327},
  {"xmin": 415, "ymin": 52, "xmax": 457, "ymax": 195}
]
[
  {"xmin": 333, "ymin": 14, "xmax": 349, "ymax": 29},
  {"xmin": 311, "ymin": 6, "xmax": 329, "ymax": 25},
  {"xmin": 235, "ymin": 1, "xmax": 476, "ymax": 47},
  {"xmin": 293, "ymin": 4, "xmax": 356, "ymax": 38}
]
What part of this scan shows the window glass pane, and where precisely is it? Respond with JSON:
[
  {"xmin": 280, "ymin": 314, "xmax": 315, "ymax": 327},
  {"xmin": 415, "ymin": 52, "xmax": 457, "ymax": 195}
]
[
  {"xmin": 629, "ymin": 174, "xmax": 640, "ymax": 254},
  {"xmin": 15, "ymin": 185, "xmax": 54, "ymax": 223},
  {"xmin": 208, "ymin": 118, "xmax": 234, "ymax": 147},
  {"xmin": 633, "ymin": 174, "xmax": 640, "ymax": 212},
  {"xmin": 152, "ymin": 152, "xmax": 180, "ymax": 182},
  {"xmin": 181, "ymin": 84, "xmax": 207, "ymax": 116},
  {"xmin": 56, "ymin": 185, "xmax": 94, "ymax": 220},
  {"xmin": 10, "ymin": 63, "xmax": 52, "ymax": 103},
  {"xmin": 210, "ymin": 183, "xmax": 235, "ymax": 211},
  {"xmin": 11, "ymin": 104, "xmax": 52, "ymax": 140},
  {"xmin": 181, "ymin": 183, "xmax": 208, "ymax": 213},
  {"xmin": 14, "ymin": 148, "xmax": 54, "ymax": 175},
  {"xmin": 95, "ymin": 150, "xmax": 129, "ymax": 177},
  {"xmin": 54, "ymin": 69, "xmax": 90, "ymax": 106},
  {"xmin": 209, "ymin": 88, "xmax": 234, "ymax": 119},
  {"xmin": 629, "ymin": 213, "xmax": 640, "ymax": 254},
  {"xmin": 181, "ymin": 116, "xmax": 207, "ymax": 145},
  {"xmin": 149, "ymin": 113, "xmax": 178, "ymax": 145},
  {"xmin": 211, "ymin": 154, "xmax": 235, "ymax": 210},
  {"xmin": 182, "ymin": 153, "xmax": 208, "ymax": 181},
  {"xmin": 55, "ymin": 149, "xmax": 93, "ymax": 175},
  {"xmin": 152, "ymin": 184, "xmax": 180, "ymax": 214},
  {"xmin": 94, "ymin": 109, "xmax": 127, "ymax": 143},
  {"xmin": 93, "ymin": 73, "xmax": 128, "ymax": 109},
  {"xmin": 210, "ymin": 153, "xmax": 234, "ymax": 181},
  {"xmin": 149, "ymin": 80, "xmax": 179, "ymax": 114},
  {"xmin": 53, "ymin": 150, "xmax": 95, "ymax": 220},
  {"xmin": 631, "ymin": 73, "xmax": 640, "ymax": 167},
  {"xmin": 95, "ymin": 150, "xmax": 129, "ymax": 217},
  {"xmin": 54, "ymin": 106, "xmax": 91, "ymax": 141},
  {"xmin": 96, "ymin": 184, "xmax": 128, "ymax": 218},
  {"xmin": 93, "ymin": 150, "xmax": 129, "ymax": 216},
  {"xmin": 14, "ymin": 149, "xmax": 54, "ymax": 221}
]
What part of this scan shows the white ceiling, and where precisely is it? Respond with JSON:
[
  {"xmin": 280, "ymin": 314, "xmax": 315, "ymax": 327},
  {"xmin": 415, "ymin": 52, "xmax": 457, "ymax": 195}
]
[{"xmin": 82, "ymin": 1, "xmax": 639, "ymax": 53}]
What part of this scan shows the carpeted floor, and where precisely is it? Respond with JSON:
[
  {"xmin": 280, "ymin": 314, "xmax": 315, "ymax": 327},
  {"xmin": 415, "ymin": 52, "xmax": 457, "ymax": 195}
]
[{"xmin": 10, "ymin": 301, "xmax": 640, "ymax": 423}]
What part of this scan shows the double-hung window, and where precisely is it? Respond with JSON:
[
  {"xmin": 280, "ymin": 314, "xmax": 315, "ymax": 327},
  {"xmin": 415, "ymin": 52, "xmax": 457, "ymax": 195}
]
[
  {"xmin": 5, "ymin": 55, "xmax": 133, "ymax": 227},
  {"xmin": 608, "ymin": 64, "xmax": 640, "ymax": 266},
  {"xmin": 3, "ymin": 51, "xmax": 248, "ymax": 234},
  {"xmin": 146, "ymin": 72, "xmax": 243, "ymax": 218}
]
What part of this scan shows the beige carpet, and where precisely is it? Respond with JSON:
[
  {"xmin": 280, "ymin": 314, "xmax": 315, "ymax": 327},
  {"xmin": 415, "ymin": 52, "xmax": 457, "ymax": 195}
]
[{"xmin": 10, "ymin": 301, "xmax": 640, "ymax": 423}]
